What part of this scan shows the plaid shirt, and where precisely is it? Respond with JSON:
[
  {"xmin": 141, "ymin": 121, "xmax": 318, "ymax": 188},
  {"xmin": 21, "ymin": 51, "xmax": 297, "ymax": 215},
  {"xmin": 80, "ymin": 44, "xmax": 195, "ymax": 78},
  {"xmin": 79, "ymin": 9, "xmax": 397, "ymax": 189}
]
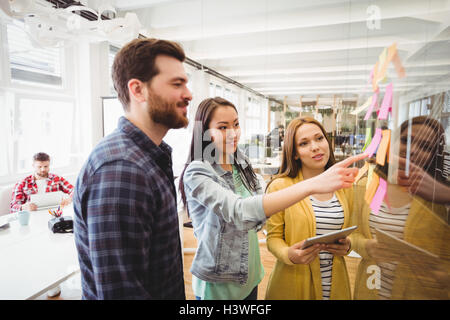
[
  {"xmin": 73, "ymin": 116, "xmax": 185, "ymax": 300},
  {"xmin": 10, "ymin": 173, "xmax": 74, "ymax": 213}
]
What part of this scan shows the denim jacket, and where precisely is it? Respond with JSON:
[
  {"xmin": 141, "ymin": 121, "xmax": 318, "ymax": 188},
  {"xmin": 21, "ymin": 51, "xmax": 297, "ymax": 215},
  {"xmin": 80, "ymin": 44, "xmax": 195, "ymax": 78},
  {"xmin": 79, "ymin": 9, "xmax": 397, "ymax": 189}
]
[{"xmin": 183, "ymin": 157, "xmax": 266, "ymax": 284}]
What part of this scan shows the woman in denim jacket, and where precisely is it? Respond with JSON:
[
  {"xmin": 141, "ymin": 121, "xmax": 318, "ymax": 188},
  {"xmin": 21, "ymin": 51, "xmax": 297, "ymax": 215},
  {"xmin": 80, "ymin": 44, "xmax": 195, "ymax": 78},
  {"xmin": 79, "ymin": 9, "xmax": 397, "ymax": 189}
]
[{"xmin": 179, "ymin": 97, "xmax": 366, "ymax": 300}]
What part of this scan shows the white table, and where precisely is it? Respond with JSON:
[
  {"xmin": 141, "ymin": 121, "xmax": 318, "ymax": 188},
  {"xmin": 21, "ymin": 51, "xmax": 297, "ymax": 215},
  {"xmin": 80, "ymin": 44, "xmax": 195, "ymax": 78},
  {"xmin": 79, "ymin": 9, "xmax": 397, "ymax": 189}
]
[{"xmin": 0, "ymin": 207, "xmax": 80, "ymax": 300}]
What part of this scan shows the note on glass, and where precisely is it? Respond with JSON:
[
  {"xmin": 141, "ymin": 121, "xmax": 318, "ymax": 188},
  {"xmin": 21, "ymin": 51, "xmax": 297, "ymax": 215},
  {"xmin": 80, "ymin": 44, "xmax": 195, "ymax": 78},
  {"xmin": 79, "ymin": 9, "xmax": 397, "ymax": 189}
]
[
  {"xmin": 364, "ymin": 93, "xmax": 378, "ymax": 120},
  {"xmin": 362, "ymin": 127, "xmax": 372, "ymax": 152},
  {"xmin": 378, "ymin": 83, "xmax": 393, "ymax": 120},
  {"xmin": 372, "ymin": 61, "xmax": 379, "ymax": 92},
  {"xmin": 376, "ymin": 47, "xmax": 389, "ymax": 84},
  {"xmin": 365, "ymin": 172, "xmax": 379, "ymax": 205},
  {"xmin": 388, "ymin": 43, "xmax": 406, "ymax": 79},
  {"xmin": 354, "ymin": 161, "xmax": 369, "ymax": 184},
  {"xmin": 363, "ymin": 128, "xmax": 382, "ymax": 157},
  {"xmin": 376, "ymin": 129, "xmax": 391, "ymax": 166},
  {"xmin": 370, "ymin": 177, "xmax": 387, "ymax": 215}
]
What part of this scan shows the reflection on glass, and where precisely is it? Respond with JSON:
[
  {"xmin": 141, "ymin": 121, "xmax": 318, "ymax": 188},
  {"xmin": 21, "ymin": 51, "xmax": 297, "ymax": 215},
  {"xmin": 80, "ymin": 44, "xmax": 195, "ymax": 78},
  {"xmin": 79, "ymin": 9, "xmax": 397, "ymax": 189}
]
[{"xmin": 352, "ymin": 116, "xmax": 449, "ymax": 300}]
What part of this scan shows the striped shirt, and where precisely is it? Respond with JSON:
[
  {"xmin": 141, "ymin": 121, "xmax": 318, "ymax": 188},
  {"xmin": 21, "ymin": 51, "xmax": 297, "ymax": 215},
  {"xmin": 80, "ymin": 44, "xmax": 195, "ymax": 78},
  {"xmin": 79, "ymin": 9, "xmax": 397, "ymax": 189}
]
[
  {"xmin": 310, "ymin": 194, "xmax": 344, "ymax": 300},
  {"xmin": 369, "ymin": 202, "xmax": 410, "ymax": 300},
  {"xmin": 73, "ymin": 116, "xmax": 184, "ymax": 300}
]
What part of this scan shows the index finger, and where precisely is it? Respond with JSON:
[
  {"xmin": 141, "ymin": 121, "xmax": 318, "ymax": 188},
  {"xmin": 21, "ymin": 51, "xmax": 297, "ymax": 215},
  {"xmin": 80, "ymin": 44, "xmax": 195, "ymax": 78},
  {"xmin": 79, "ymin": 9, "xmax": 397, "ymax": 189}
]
[{"xmin": 335, "ymin": 153, "xmax": 368, "ymax": 168}]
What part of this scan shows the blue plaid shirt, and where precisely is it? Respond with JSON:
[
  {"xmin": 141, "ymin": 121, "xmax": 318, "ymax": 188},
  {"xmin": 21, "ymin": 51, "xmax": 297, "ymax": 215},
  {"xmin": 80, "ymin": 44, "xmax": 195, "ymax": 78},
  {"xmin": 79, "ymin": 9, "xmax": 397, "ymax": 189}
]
[{"xmin": 73, "ymin": 116, "xmax": 185, "ymax": 300}]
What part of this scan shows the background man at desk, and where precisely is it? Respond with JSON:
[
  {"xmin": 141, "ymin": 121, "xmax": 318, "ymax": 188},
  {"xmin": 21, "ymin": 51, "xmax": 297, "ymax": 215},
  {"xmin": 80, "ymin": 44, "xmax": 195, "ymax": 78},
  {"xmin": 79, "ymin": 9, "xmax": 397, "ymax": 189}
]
[{"xmin": 10, "ymin": 152, "xmax": 74, "ymax": 213}]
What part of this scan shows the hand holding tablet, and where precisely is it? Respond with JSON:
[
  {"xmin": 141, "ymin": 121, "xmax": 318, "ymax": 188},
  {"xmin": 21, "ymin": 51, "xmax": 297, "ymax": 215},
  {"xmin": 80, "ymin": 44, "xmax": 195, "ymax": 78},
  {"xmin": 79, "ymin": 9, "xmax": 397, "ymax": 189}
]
[{"xmin": 301, "ymin": 226, "xmax": 357, "ymax": 249}]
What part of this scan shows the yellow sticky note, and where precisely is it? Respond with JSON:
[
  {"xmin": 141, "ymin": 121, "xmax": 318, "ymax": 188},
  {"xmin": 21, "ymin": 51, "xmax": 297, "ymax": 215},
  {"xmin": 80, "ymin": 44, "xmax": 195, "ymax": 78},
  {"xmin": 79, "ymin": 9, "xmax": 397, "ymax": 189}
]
[
  {"xmin": 376, "ymin": 48, "xmax": 389, "ymax": 83},
  {"xmin": 376, "ymin": 129, "xmax": 391, "ymax": 166},
  {"xmin": 365, "ymin": 172, "xmax": 379, "ymax": 205}
]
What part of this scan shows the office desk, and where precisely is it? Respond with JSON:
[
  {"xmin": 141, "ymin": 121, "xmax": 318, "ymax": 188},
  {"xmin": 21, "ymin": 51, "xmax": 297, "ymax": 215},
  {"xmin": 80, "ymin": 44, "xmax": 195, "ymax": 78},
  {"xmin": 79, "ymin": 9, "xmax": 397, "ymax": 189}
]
[{"xmin": 0, "ymin": 207, "xmax": 80, "ymax": 300}]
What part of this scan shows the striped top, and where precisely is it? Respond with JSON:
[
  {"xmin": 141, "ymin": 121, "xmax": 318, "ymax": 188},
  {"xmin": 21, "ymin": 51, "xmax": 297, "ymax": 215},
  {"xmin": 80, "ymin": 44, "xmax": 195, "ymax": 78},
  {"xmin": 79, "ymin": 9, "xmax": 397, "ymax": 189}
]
[
  {"xmin": 369, "ymin": 202, "xmax": 410, "ymax": 300},
  {"xmin": 310, "ymin": 194, "xmax": 344, "ymax": 300}
]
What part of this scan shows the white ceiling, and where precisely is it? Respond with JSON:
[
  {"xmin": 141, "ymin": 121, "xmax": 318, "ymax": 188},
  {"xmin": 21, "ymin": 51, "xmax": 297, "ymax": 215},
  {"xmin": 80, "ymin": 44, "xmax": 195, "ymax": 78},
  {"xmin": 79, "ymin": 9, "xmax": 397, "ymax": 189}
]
[{"xmin": 111, "ymin": 0, "xmax": 450, "ymax": 106}]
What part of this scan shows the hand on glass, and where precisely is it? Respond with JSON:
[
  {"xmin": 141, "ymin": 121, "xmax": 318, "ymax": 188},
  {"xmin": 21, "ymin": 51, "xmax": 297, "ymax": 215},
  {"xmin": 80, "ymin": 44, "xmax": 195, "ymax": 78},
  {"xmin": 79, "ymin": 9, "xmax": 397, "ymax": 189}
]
[
  {"xmin": 396, "ymin": 156, "xmax": 450, "ymax": 203},
  {"xmin": 288, "ymin": 241, "xmax": 326, "ymax": 265},
  {"xmin": 311, "ymin": 153, "xmax": 368, "ymax": 193}
]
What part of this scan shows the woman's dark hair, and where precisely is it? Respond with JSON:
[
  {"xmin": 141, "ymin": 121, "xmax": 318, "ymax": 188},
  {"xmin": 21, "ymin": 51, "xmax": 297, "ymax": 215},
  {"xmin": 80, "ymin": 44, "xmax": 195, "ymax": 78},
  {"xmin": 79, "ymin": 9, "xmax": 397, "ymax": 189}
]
[{"xmin": 178, "ymin": 97, "xmax": 258, "ymax": 215}]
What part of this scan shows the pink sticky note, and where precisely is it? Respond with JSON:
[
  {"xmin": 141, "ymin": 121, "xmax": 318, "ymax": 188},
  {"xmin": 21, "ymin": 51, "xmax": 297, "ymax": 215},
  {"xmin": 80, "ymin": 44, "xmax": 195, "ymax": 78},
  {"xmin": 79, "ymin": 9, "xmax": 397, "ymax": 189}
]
[
  {"xmin": 363, "ymin": 128, "xmax": 382, "ymax": 157},
  {"xmin": 370, "ymin": 177, "xmax": 387, "ymax": 215},
  {"xmin": 378, "ymin": 83, "xmax": 393, "ymax": 120},
  {"xmin": 368, "ymin": 66, "xmax": 374, "ymax": 85},
  {"xmin": 364, "ymin": 93, "xmax": 378, "ymax": 120}
]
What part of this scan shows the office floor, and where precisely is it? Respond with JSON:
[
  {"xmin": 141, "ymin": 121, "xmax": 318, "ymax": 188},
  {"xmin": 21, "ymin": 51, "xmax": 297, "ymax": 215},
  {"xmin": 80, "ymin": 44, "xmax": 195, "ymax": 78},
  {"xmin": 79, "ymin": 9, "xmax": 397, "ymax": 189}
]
[{"xmin": 38, "ymin": 226, "xmax": 361, "ymax": 300}]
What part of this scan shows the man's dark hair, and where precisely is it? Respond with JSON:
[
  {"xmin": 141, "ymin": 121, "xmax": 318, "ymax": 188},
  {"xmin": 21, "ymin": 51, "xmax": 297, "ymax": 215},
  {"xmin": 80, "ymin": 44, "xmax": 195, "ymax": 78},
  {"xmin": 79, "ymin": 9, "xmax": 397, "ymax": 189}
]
[
  {"xmin": 33, "ymin": 152, "xmax": 50, "ymax": 162},
  {"xmin": 111, "ymin": 38, "xmax": 186, "ymax": 111}
]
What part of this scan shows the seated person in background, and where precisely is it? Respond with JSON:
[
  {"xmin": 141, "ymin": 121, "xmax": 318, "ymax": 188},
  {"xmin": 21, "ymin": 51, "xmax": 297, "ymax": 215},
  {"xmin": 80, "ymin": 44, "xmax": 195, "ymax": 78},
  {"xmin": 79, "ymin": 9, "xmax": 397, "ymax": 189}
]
[
  {"xmin": 10, "ymin": 152, "xmax": 74, "ymax": 213},
  {"xmin": 266, "ymin": 124, "xmax": 284, "ymax": 150}
]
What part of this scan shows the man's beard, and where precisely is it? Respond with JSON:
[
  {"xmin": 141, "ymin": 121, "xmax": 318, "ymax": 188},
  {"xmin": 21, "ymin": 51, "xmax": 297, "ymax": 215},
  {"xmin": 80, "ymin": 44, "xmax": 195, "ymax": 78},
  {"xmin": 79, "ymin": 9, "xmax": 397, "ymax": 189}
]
[
  {"xmin": 147, "ymin": 91, "xmax": 189, "ymax": 129},
  {"xmin": 36, "ymin": 172, "xmax": 48, "ymax": 178}
]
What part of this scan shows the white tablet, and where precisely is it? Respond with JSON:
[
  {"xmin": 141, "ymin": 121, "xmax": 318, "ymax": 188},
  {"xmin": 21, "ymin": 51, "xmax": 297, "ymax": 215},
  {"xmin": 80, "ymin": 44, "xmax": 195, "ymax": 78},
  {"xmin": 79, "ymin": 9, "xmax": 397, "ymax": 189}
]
[
  {"xmin": 301, "ymin": 225, "xmax": 357, "ymax": 249},
  {"xmin": 29, "ymin": 191, "xmax": 64, "ymax": 210}
]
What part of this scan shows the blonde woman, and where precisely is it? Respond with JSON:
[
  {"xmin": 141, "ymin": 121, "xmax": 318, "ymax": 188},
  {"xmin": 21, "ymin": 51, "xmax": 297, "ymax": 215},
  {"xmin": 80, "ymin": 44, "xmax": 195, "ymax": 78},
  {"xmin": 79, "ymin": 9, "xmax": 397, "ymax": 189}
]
[{"xmin": 265, "ymin": 117, "xmax": 357, "ymax": 300}]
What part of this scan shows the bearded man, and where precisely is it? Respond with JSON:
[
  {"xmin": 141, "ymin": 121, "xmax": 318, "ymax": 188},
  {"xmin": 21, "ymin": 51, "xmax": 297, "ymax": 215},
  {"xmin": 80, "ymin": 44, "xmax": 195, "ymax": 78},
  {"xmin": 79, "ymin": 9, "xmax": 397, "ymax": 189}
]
[
  {"xmin": 10, "ymin": 152, "xmax": 73, "ymax": 213},
  {"xmin": 73, "ymin": 38, "xmax": 192, "ymax": 300}
]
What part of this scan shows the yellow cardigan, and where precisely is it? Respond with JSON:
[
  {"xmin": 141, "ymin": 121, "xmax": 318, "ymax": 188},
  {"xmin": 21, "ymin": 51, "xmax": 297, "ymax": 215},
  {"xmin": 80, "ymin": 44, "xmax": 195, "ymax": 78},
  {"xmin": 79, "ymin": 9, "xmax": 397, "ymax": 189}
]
[
  {"xmin": 351, "ymin": 176, "xmax": 450, "ymax": 300},
  {"xmin": 265, "ymin": 171, "xmax": 353, "ymax": 300}
]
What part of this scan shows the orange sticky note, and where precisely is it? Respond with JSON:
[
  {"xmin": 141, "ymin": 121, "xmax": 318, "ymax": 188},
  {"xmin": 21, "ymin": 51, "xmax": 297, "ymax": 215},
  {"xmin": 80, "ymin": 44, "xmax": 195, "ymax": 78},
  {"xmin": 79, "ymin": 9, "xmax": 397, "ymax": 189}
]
[
  {"xmin": 354, "ymin": 162, "xmax": 369, "ymax": 184},
  {"xmin": 365, "ymin": 172, "xmax": 380, "ymax": 205},
  {"xmin": 376, "ymin": 129, "xmax": 391, "ymax": 166},
  {"xmin": 387, "ymin": 43, "xmax": 406, "ymax": 79},
  {"xmin": 372, "ymin": 61, "xmax": 379, "ymax": 92}
]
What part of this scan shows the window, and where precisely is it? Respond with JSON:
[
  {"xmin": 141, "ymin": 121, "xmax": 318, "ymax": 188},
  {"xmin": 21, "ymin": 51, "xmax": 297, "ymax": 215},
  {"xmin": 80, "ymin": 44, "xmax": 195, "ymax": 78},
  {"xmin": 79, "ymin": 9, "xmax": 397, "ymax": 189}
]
[
  {"xmin": 108, "ymin": 45, "xmax": 120, "ymax": 95},
  {"xmin": 14, "ymin": 97, "xmax": 74, "ymax": 173},
  {"xmin": 102, "ymin": 97, "xmax": 124, "ymax": 137},
  {"xmin": 245, "ymin": 96, "xmax": 263, "ymax": 139},
  {"xmin": 6, "ymin": 20, "xmax": 63, "ymax": 87}
]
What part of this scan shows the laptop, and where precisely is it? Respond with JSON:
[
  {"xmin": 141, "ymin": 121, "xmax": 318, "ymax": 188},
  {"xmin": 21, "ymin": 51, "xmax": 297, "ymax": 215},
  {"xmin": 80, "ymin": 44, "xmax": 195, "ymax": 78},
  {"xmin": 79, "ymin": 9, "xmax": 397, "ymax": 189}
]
[{"xmin": 29, "ymin": 191, "xmax": 64, "ymax": 210}]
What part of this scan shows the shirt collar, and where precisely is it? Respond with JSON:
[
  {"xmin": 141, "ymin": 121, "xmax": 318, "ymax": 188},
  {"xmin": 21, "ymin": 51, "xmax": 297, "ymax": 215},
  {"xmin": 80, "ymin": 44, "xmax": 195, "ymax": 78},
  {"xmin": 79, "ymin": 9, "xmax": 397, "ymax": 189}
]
[{"xmin": 118, "ymin": 116, "xmax": 172, "ymax": 162}]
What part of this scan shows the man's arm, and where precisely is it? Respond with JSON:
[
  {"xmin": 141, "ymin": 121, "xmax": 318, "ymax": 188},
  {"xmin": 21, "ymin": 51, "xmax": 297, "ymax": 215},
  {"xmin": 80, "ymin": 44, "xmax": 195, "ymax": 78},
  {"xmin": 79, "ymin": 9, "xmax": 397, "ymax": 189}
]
[
  {"xmin": 81, "ymin": 161, "xmax": 153, "ymax": 299},
  {"xmin": 57, "ymin": 175, "xmax": 74, "ymax": 196},
  {"xmin": 10, "ymin": 181, "xmax": 27, "ymax": 213}
]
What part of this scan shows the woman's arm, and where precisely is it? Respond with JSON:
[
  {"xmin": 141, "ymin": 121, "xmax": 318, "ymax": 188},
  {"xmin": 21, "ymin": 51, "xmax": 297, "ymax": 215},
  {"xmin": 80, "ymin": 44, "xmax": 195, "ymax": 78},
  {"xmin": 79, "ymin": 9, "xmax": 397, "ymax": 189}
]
[{"xmin": 262, "ymin": 154, "xmax": 366, "ymax": 217}]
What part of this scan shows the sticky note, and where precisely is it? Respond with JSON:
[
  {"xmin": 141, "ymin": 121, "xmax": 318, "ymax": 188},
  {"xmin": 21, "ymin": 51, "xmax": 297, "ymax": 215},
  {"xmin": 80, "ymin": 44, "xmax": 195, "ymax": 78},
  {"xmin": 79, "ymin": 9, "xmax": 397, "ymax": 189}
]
[
  {"xmin": 370, "ymin": 177, "xmax": 387, "ymax": 215},
  {"xmin": 376, "ymin": 129, "xmax": 391, "ymax": 166},
  {"xmin": 362, "ymin": 127, "xmax": 372, "ymax": 152},
  {"xmin": 376, "ymin": 47, "xmax": 389, "ymax": 84},
  {"xmin": 364, "ymin": 93, "xmax": 378, "ymax": 120},
  {"xmin": 368, "ymin": 66, "xmax": 374, "ymax": 85},
  {"xmin": 388, "ymin": 43, "xmax": 406, "ymax": 79},
  {"xmin": 378, "ymin": 83, "xmax": 393, "ymax": 120},
  {"xmin": 365, "ymin": 172, "xmax": 379, "ymax": 205},
  {"xmin": 372, "ymin": 61, "xmax": 379, "ymax": 92},
  {"xmin": 363, "ymin": 128, "xmax": 382, "ymax": 157},
  {"xmin": 354, "ymin": 161, "xmax": 369, "ymax": 184}
]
